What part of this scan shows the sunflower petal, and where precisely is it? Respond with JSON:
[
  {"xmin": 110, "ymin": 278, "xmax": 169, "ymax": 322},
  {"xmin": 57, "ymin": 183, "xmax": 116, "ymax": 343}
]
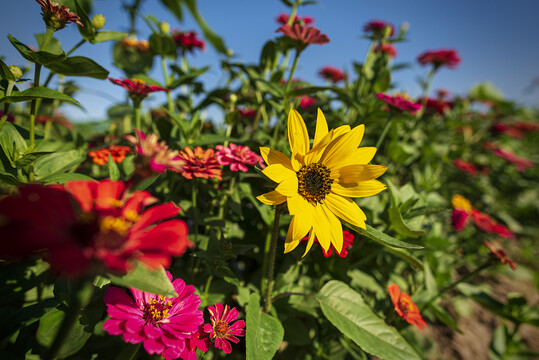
[
  {"xmin": 324, "ymin": 193, "xmax": 367, "ymax": 229},
  {"xmin": 275, "ymin": 175, "xmax": 298, "ymax": 197},
  {"xmin": 320, "ymin": 124, "xmax": 366, "ymax": 169},
  {"xmin": 332, "ymin": 164, "xmax": 388, "ymax": 183},
  {"xmin": 284, "ymin": 214, "xmax": 312, "ymax": 253},
  {"xmin": 302, "ymin": 230, "xmax": 316, "ymax": 257},
  {"xmin": 287, "ymin": 193, "xmax": 313, "ymax": 216},
  {"xmin": 260, "ymin": 147, "xmax": 293, "ymax": 169},
  {"xmin": 322, "ymin": 204, "xmax": 343, "ymax": 254},
  {"xmin": 256, "ymin": 190, "xmax": 287, "ymax": 205},
  {"xmin": 330, "ymin": 147, "xmax": 378, "ymax": 169},
  {"xmin": 332, "ymin": 180, "xmax": 387, "ymax": 198},
  {"xmin": 288, "ymin": 109, "xmax": 309, "ymax": 170},
  {"xmin": 262, "ymin": 163, "xmax": 296, "ymax": 183},
  {"xmin": 313, "ymin": 108, "xmax": 329, "ymax": 147},
  {"xmin": 311, "ymin": 205, "xmax": 336, "ymax": 253}
]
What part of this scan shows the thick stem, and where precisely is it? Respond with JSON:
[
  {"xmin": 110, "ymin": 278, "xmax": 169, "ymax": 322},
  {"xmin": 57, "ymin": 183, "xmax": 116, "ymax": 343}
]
[
  {"xmin": 191, "ymin": 180, "xmax": 199, "ymax": 243},
  {"xmin": 160, "ymin": 56, "xmax": 174, "ymax": 113},
  {"xmin": 134, "ymin": 102, "xmax": 141, "ymax": 130},
  {"xmin": 375, "ymin": 112, "xmax": 393, "ymax": 150},
  {"xmin": 264, "ymin": 205, "xmax": 285, "ymax": 313}
]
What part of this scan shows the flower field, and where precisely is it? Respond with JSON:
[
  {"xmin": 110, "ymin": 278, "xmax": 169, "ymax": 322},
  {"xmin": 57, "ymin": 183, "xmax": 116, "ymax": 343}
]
[{"xmin": 1, "ymin": 1, "xmax": 538, "ymax": 359}]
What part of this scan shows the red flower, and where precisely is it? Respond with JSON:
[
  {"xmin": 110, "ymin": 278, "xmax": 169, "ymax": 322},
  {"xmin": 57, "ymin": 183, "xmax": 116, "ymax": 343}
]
[
  {"xmin": 483, "ymin": 242, "xmax": 517, "ymax": 271},
  {"xmin": 203, "ymin": 303, "xmax": 246, "ymax": 354},
  {"xmin": 103, "ymin": 272, "xmax": 204, "ymax": 359},
  {"xmin": 276, "ymin": 24, "xmax": 330, "ymax": 51},
  {"xmin": 181, "ymin": 327, "xmax": 211, "ymax": 360},
  {"xmin": 363, "ymin": 20, "xmax": 394, "ymax": 37},
  {"xmin": 36, "ymin": 0, "xmax": 82, "ymax": 30},
  {"xmin": 237, "ymin": 108, "xmax": 256, "ymax": 119},
  {"xmin": 0, "ymin": 181, "xmax": 192, "ymax": 276},
  {"xmin": 387, "ymin": 283, "xmax": 427, "ymax": 331},
  {"xmin": 423, "ymin": 97, "xmax": 453, "ymax": 114},
  {"xmin": 318, "ymin": 66, "xmax": 346, "ymax": 83},
  {"xmin": 376, "ymin": 93, "xmax": 421, "ymax": 114},
  {"xmin": 417, "ymin": 49, "xmax": 461, "ymax": 70},
  {"xmin": 492, "ymin": 148, "xmax": 533, "ymax": 172},
  {"xmin": 451, "ymin": 194, "xmax": 473, "ymax": 231},
  {"xmin": 177, "ymin": 147, "xmax": 223, "ymax": 180},
  {"xmin": 275, "ymin": 13, "xmax": 314, "ymax": 25},
  {"xmin": 299, "ymin": 95, "xmax": 316, "ymax": 109},
  {"xmin": 374, "ymin": 43, "xmax": 397, "ymax": 58},
  {"xmin": 109, "ymin": 78, "xmax": 169, "ymax": 104},
  {"xmin": 301, "ymin": 230, "xmax": 354, "ymax": 258},
  {"xmin": 172, "ymin": 30, "xmax": 206, "ymax": 53},
  {"xmin": 453, "ymin": 158, "xmax": 477, "ymax": 176},
  {"xmin": 89, "ymin": 145, "xmax": 131, "ymax": 166},
  {"xmin": 36, "ymin": 113, "xmax": 74, "ymax": 130},
  {"xmin": 215, "ymin": 143, "xmax": 263, "ymax": 172},
  {"xmin": 471, "ymin": 209, "xmax": 514, "ymax": 238}
]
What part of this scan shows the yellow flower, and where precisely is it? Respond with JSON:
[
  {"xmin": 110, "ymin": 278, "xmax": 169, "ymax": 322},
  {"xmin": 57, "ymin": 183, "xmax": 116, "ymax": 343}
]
[
  {"xmin": 257, "ymin": 108, "xmax": 387, "ymax": 256},
  {"xmin": 451, "ymin": 194, "xmax": 472, "ymax": 213}
]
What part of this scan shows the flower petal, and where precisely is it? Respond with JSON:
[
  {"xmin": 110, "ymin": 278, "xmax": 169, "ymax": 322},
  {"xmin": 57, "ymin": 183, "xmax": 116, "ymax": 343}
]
[
  {"xmin": 313, "ymin": 108, "xmax": 329, "ymax": 147},
  {"xmin": 332, "ymin": 164, "xmax": 388, "ymax": 183},
  {"xmin": 331, "ymin": 147, "xmax": 377, "ymax": 169},
  {"xmin": 262, "ymin": 163, "xmax": 296, "ymax": 183},
  {"xmin": 302, "ymin": 230, "xmax": 316, "ymax": 257},
  {"xmin": 275, "ymin": 175, "xmax": 298, "ymax": 197},
  {"xmin": 288, "ymin": 109, "xmax": 309, "ymax": 170},
  {"xmin": 320, "ymin": 124, "xmax": 365, "ymax": 169},
  {"xmin": 332, "ymin": 180, "xmax": 387, "ymax": 198},
  {"xmin": 324, "ymin": 193, "xmax": 367, "ymax": 229},
  {"xmin": 287, "ymin": 193, "xmax": 313, "ymax": 216},
  {"xmin": 260, "ymin": 147, "xmax": 293, "ymax": 169},
  {"xmin": 257, "ymin": 190, "xmax": 287, "ymax": 205}
]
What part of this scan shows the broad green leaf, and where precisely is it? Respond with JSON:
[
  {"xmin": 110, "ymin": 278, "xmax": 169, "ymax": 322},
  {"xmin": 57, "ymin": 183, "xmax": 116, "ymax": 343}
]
[
  {"xmin": 386, "ymin": 179, "xmax": 425, "ymax": 238},
  {"xmin": 74, "ymin": 0, "xmax": 95, "ymax": 41},
  {"xmin": 183, "ymin": 0, "xmax": 230, "ymax": 56},
  {"xmin": 15, "ymin": 151, "xmax": 53, "ymax": 167},
  {"xmin": 34, "ymin": 149, "xmax": 87, "ymax": 180},
  {"xmin": 0, "ymin": 86, "xmax": 79, "ymax": 105},
  {"xmin": 255, "ymin": 78, "xmax": 284, "ymax": 97},
  {"xmin": 383, "ymin": 247, "xmax": 424, "ymax": 270},
  {"xmin": 317, "ymin": 281, "xmax": 421, "ymax": 360},
  {"xmin": 91, "ymin": 30, "xmax": 128, "ymax": 43},
  {"xmin": 47, "ymin": 56, "xmax": 109, "ymax": 79},
  {"xmin": 8, "ymin": 35, "xmax": 66, "ymax": 65},
  {"xmin": 246, "ymin": 293, "xmax": 284, "ymax": 360},
  {"xmin": 0, "ymin": 58, "xmax": 15, "ymax": 81},
  {"xmin": 107, "ymin": 262, "xmax": 177, "ymax": 297},
  {"xmin": 159, "ymin": 0, "xmax": 183, "ymax": 21},
  {"xmin": 108, "ymin": 153, "xmax": 120, "ymax": 180},
  {"xmin": 373, "ymin": 68, "xmax": 391, "ymax": 93},
  {"xmin": 41, "ymin": 172, "xmax": 94, "ymax": 184},
  {"xmin": 469, "ymin": 82, "xmax": 504, "ymax": 102},
  {"xmin": 34, "ymin": 33, "xmax": 62, "ymax": 55},
  {"xmin": 349, "ymin": 223, "xmax": 424, "ymax": 250},
  {"xmin": 0, "ymin": 122, "xmax": 27, "ymax": 166},
  {"xmin": 2, "ymin": 298, "xmax": 59, "ymax": 339},
  {"xmin": 149, "ymin": 33, "xmax": 176, "ymax": 57}
]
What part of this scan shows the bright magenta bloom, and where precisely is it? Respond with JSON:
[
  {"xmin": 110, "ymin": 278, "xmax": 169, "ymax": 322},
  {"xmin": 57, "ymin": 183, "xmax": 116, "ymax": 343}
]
[
  {"xmin": 417, "ymin": 49, "xmax": 461, "ymax": 70},
  {"xmin": 103, "ymin": 272, "xmax": 204, "ymax": 359},
  {"xmin": 108, "ymin": 78, "xmax": 169, "ymax": 104},
  {"xmin": 36, "ymin": 0, "xmax": 82, "ymax": 30},
  {"xmin": 215, "ymin": 143, "xmax": 264, "ymax": 172},
  {"xmin": 318, "ymin": 66, "xmax": 346, "ymax": 83},
  {"xmin": 363, "ymin": 20, "xmax": 394, "ymax": 37},
  {"xmin": 299, "ymin": 95, "xmax": 316, "ymax": 109},
  {"xmin": 177, "ymin": 147, "xmax": 223, "ymax": 180},
  {"xmin": 376, "ymin": 93, "xmax": 421, "ymax": 114},
  {"xmin": 180, "ymin": 327, "xmax": 210, "ymax": 360},
  {"xmin": 203, "ymin": 303, "xmax": 246, "ymax": 354},
  {"xmin": 172, "ymin": 30, "xmax": 206, "ymax": 53},
  {"xmin": 275, "ymin": 13, "xmax": 314, "ymax": 25},
  {"xmin": 277, "ymin": 24, "xmax": 330, "ymax": 51}
]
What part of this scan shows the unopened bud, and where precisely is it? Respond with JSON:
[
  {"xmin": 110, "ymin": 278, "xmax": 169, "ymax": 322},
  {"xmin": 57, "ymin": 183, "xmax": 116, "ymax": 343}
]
[
  {"xmin": 383, "ymin": 25, "xmax": 393, "ymax": 38},
  {"xmin": 400, "ymin": 22, "xmax": 410, "ymax": 34},
  {"xmin": 9, "ymin": 65, "xmax": 23, "ymax": 80},
  {"xmin": 229, "ymin": 94, "xmax": 238, "ymax": 104},
  {"xmin": 160, "ymin": 22, "xmax": 170, "ymax": 35},
  {"xmin": 91, "ymin": 14, "xmax": 106, "ymax": 30}
]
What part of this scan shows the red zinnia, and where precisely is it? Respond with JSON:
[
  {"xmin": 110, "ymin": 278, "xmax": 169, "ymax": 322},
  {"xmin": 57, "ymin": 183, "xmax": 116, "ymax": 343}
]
[
  {"xmin": 301, "ymin": 230, "xmax": 354, "ymax": 258},
  {"xmin": 172, "ymin": 30, "xmax": 206, "ymax": 53},
  {"xmin": 89, "ymin": 145, "xmax": 131, "ymax": 166},
  {"xmin": 215, "ymin": 143, "xmax": 263, "ymax": 172},
  {"xmin": 376, "ymin": 93, "xmax": 421, "ymax": 114},
  {"xmin": 237, "ymin": 108, "xmax": 256, "ymax": 119},
  {"xmin": 483, "ymin": 242, "xmax": 517, "ymax": 271},
  {"xmin": 363, "ymin": 20, "xmax": 394, "ymax": 37},
  {"xmin": 177, "ymin": 146, "xmax": 223, "ymax": 180},
  {"xmin": 203, "ymin": 303, "xmax": 246, "ymax": 354},
  {"xmin": 453, "ymin": 158, "xmax": 477, "ymax": 177},
  {"xmin": 276, "ymin": 24, "xmax": 330, "ymax": 51},
  {"xmin": 298, "ymin": 95, "xmax": 316, "ymax": 109},
  {"xmin": 318, "ymin": 66, "xmax": 346, "ymax": 83},
  {"xmin": 417, "ymin": 49, "xmax": 461, "ymax": 70},
  {"xmin": 423, "ymin": 97, "xmax": 453, "ymax": 115},
  {"xmin": 374, "ymin": 43, "xmax": 397, "ymax": 58},
  {"xmin": 471, "ymin": 209, "xmax": 515, "ymax": 239},
  {"xmin": 275, "ymin": 13, "xmax": 314, "ymax": 25},
  {"xmin": 492, "ymin": 147, "xmax": 534, "ymax": 172},
  {"xmin": 36, "ymin": 113, "xmax": 74, "ymax": 130},
  {"xmin": 109, "ymin": 78, "xmax": 169, "ymax": 104},
  {"xmin": 36, "ymin": 0, "xmax": 83, "ymax": 30},
  {"xmin": 387, "ymin": 283, "xmax": 427, "ymax": 331},
  {"xmin": 451, "ymin": 194, "xmax": 473, "ymax": 231}
]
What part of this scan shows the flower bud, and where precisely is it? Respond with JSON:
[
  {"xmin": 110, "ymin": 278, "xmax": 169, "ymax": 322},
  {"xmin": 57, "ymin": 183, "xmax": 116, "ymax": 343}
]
[
  {"xmin": 229, "ymin": 94, "xmax": 238, "ymax": 104},
  {"xmin": 159, "ymin": 22, "xmax": 170, "ymax": 35},
  {"xmin": 91, "ymin": 14, "xmax": 106, "ymax": 30},
  {"xmin": 400, "ymin": 22, "xmax": 410, "ymax": 35},
  {"xmin": 383, "ymin": 25, "xmax": 393, "ymax": 38},
  {"xmin": 9, "ymin": 65, "xmax": 23, "ymax": 80}
]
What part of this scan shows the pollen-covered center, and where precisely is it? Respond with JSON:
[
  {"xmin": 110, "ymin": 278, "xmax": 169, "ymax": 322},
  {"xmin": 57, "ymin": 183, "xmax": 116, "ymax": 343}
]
[
  {"xmin": 297, "ymin": 163, "xmax": 333, "ymax": 205},
  {"xmin": 398, "ymin": 296, "xmax": 415, "ymax": 315},
  {"xmin": 142, "ymin": 296, "xmax": 173, "ymax": 325},
  {"xmin": 214, "ymin": 320, "xmax": 230, "ymax": 338}
]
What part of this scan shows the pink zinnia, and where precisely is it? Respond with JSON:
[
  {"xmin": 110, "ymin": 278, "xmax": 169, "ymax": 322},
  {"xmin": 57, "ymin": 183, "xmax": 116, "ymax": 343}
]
[
  {"xmin": 172, "ymin": 30, "xmax": 206, "ymax": 53},
  {"xmin": 177, "ymin": 147, "xmax": 223, "ymax": 180},
  {"xmin": 318, "ymin": 66, "xmax": 346, "ymax": 83},
  {"xmin": 181, "ymin": 327, "xmax": 211, "ymax": 360},
  {"xmin": 275, "ymin": 13, "xmax": 314, "ymax": 25},
  {"xmin": 215, "ymin": 143, "xmax": 263, "ymax": 172},
  {"xmin": 423, "ymin": 97, "xmax": 453, "ymax": 115},
  {"xmin": 103, "ymin": 272, "xmax": 204, "ymax": 360},
  {"xmin": 417, "ymin": 49, "xmax": 461, "ymax": 70},
  {"xmin": 299, "ymin": 95, "xmax": 316, "ymax": 109},
  {"xmin": 109, "ymin": 78, "xmax": 169, "ymax": 104},
  {"xmin": 374, "ymin": 43, "xmax": 397, "ymax": 58},
  {"xmin": 376, "ymin": 93, "xmax": 421, "ymax": 114},
  {"xmin": 453, "ymin": 159, "xmax": 477, "ymax": 176},
  {"xmin": 363, "ymin": 20, "xmax": 394, "ymax": 37},
  {"xmin": 276, "ymin": 24, "xmax": 330, "ymax": 51},
  {"xmin": 203, "ymin": 303, "xmax": 246, "ymax": 354}
]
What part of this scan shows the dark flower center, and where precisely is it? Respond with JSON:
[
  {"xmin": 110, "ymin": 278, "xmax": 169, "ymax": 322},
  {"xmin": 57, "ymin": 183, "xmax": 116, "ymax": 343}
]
[
  {"xmin": 398, "ymin": 297, "xmax": 414, "ymax": 315},
  {"xmin": 142, "ymin": 296, "xmax": 173, "ymax": 325},
  {"xmin": 297, "ymin": 163, "xmax": 333, "ymax": 205},
  {"xmin": 214, "ymin": 320, "xmax": 230, "ymax": 338}
]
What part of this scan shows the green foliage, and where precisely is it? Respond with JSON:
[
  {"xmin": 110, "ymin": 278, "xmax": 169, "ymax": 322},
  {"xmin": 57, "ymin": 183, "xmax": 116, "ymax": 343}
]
[{"xmin": 246, "ymin": 293, "xmax": 284, "ymax": 360}]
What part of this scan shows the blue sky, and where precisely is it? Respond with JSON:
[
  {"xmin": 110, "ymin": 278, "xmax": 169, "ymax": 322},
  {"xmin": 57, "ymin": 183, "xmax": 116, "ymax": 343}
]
[{"xmin": 1, "ymin": 0, "xmax": 538, "ymax": 122}]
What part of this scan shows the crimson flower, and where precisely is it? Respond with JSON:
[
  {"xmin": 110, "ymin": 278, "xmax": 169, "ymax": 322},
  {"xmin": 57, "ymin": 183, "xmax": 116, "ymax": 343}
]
[
  {"xmin": 374, "ymin": 43, "xmax": 397, "ymax": 58},
  {"xmin": 89, "ymin": 145, "xmax": 131, "ymax": 166},
  {"xmin": 483, "ymin": 242, "xmax": 517, "ymax": 271},
  {"xmin": 301, "ymin": 230, "xmax": 354, "ymax": 258},
  {"xmin": 299, "ymin": 95, "xmax": 316, "ymax": 109},
  {"xmin": 492, "ymin": 147, "xmax": 534, "ymax": 172},
  {"xmin": 177, "ymin": 147, "xmax": 223, "ymax": 180},
  {"xmin": 36, "ymin": 0, "xmax": 82, "ymax": 30},
  {"xmin": 172, "ymin": 30, "xmax": 206, "ymax": 53},
  {"xmin": 318, "ymin": 66, "xmax": 346, "ymax": 83},
  {"xmin": 108, "ymin": 78, "xmax": 169, "ymax": 105},
  {"xmin": 181, "ymin": 327, "xmax": 210, "ymax": 360},
  {"xmin": 275, "ymin": 13, "xmax": 314, "ymax": 25},
  {"xmin": 215, "ymin": 143, "xmax": 263, "ymax": 172},
  {"xmin": 423, "ymin": 97, "xmax": 453, "ymax": 114},
  {"xmin": 451, "ymin": 194, "xmax": 473, "ymax": 231},
  {"xmin": 237, "ymin": 108, "xmax": 256, "ymax": 119},
  {"xmin": 363, "ymin": 20, "xmax": 394, "ymax": 37},
  {"xmin": 125, "ymin": 129, "xmax": 184, "ymax": 176},
  {"xmin": 277, "ymin": 24, "xmax": 330, "ymax": 51},
  {"xmin": 387, "ymin": 283, "xmax": 427, "ymax": 331},
  {"xmin": 36, "ymin": 113, "xmax": 74, "ymax": 130},
  {"xmin": 103, "ymin": 272, "xmax": 204, "ymax": 359},
  {"xmin": 376, "ymin": 93, "xmax": 421, "ymax": 114},
  {"xmin": 471, "ymin": 209, "xmax": 515, "ymax": 239},
  {"xmin": 417, "ymin": 49, "xmax": 461, "ymax": 70},
  {"xmin": 203, "ymin": 303, "xmax": 246, "ymax": 354},
  {"xmin": 453, "ymin": 158, "xmax": 477, "ymax": 176}
]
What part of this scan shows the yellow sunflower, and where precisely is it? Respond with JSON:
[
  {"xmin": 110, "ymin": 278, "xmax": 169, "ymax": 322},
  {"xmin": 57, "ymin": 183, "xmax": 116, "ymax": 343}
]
[{"xmin": 257, "ymin": 108, "xmax": 387, "ymax": 256}]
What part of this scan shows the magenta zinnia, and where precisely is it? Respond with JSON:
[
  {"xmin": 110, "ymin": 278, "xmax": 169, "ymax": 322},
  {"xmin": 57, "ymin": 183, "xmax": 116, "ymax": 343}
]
[
  {"xmin": 417, "ymin": 49, "xmax": 461, "ymax": 70},
  {"xmin": 363, "ymin": 20, "xmax": 394, "ymax": 38},
  {"xmin": 103, "ymin": 272, "xmax": 204, "ymax": 359},
  {"xmin": 215, "ymin": 143, "xmax": 263, "ymax": 172},
  {"xmin": 376, "ymin": 93, "xmax": 421, "ymax": 114},
  {"xmin": 108, "ymin": 78, "xmax": 169, "ymax": 104},
  {"xmin": 203, "ymin": 303, "xmax": 246, "ymax": 354}
]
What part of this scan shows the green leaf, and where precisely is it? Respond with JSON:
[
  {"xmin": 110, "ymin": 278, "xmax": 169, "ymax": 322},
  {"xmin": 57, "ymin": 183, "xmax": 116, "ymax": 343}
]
[
  {"xmin": 0, "ymin": 58, "xmax": 15, "ymax": 81},
  {"xmin": 0, "ymin": 122, "xmax": 27, "ymax": 166},
  {"xmin": 317, "ymin": 281, "xmax": 421, "ymax": 360},
  {"xmin": 246, "ymin": 293, "xmax": 284, "ymax": 360},
  {"xmin": 383, "ymin": 247, "xmax": 424, "ymax": 270},
  {"xmin": 159, "ymin": 0, "xmax": 183, "ymax": 21},
  {"xmin": 350, "ymin": 223, "xmax": 424, "ymax": 249},
  {"xmin": 183, "ymin": 0, "xmax": 230, "ymax": 56},
  {"xmin": 15, "ymin": 151, "xmax": 53, "ymax": 167},
  {"xmin": 387, "ymin": 179, "xmax": 425, "ymax": 238},
  {"xmin": 47, "ymin": 56, "xmax": 109, "ymax": 79},
  {"xmin": 428, "ymin": 303, "xmax": 462, "ymax": 333},
  {"xmin": 8, "ymin": 34, "xmax": 66, "ymax": 65},
  {"xmin": 41, "ymin": 172, "xmax": 94, "ymax": 184},
  {"xmin": 108, "ymin": 153, "xmax": 120, "ymax": 180},
  {"xmin": 149, "ymin": 33, "xmax": 176, "ymax": 57},
  {"xmin": 35, "ymin": 33, "xmax": 62, "ymax": 55},
  {"xmin": 91, "ymin": 30, "xmax": 129, "ymax": 44},
  {"xmin": 74, "ymin": 0, "xmax": 95, "ymax": 41},
  {"xmin": 107, "ymin": 262, "xmax": 177, "ymax": 297},
  {"xmin": 373, "ymin": 68, "xmax": 391, "ymax": 93},
  {"xmin": 0, "ymin": 86, "xmax": 79, "ymax": 105},
  {"xmin": 469, "ymin": 82, "xmax": 504, "ymax": 102},
  {"xmin": 255, "ymin": 78, "xmax": 284, "ymax": 97},
  {"xmin": 2, "ymin": 298, "xmax": 59, "ymax": 340},
  {"xmin": 34, "ymin": 149, "xmax": 87, "ymax": 180},
  {"xmin": 0, "ymin": 171, "xmax": 24, "ymax": 185}
]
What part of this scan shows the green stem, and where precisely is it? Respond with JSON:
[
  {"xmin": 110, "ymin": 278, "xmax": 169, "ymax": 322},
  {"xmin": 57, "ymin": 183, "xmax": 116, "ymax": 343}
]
[
  {"xmin": 192, "ymin": 180, "xmax": 199, "ymax": 243},
  {"xmin": 375, "ymin": 112, "xmax": 393, "ymax": 149},
  {"xmin": 160, "ymin": 56, "xmax": 174, "ymax": 113},
  {"xmin": 0, "ymin": 80, "xmax": 15, "ymax": 128},
  {"xmin": 134, "ymin": 103, "xmax": 141, "ymax": 130},
  {"xmin": 283, "ymin": 50, "xmax": 301, "ymax": 112},
  {"xmin": 203, "ymin": 275, "xmax": 213, "ymax": 300},
  {"xmin": 264, "ymin": 204, "xmax": 285, "ymax": 313},
  {"xmin": 417, "ymin": 68, "xmax": 435, "ymax": 119},
  {"xmin": 66, "ymin": 39, "xmax": 86, "ymax": 57}
]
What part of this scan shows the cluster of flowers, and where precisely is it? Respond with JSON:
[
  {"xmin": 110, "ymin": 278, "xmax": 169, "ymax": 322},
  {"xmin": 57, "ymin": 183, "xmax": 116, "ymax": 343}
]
[
  {"xmin": 104, "ymin": 271, "xmax": 245, "ymax": 359},
  {"xmin": 491, "ymin": 121, "xmax": 539, "ymax": 139},
  {"xmin": 376, "ymin": 93, "xmax": 422, "ymax": 114}
]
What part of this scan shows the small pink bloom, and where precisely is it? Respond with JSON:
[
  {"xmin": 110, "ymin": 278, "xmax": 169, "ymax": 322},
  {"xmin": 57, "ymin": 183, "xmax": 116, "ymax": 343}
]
[
  {"xmin": 103, "ymin": 272, "xmax": 204, "ymax": 359},
  {"xmin": 318, "ymin": 66, "xmax": 346, "ymax": 83},
  {"xmin": 363, "ymin": 20, "xmax": 394, "ymax": 37},
  {"xmin": 215, "ymin": 143, "xmax": 264, "ymax": 172},
  {"xmin": 417, "ymin": 49, "xmax": 461, "ymax": 70},
  {"xmin": 299, "ymin": 95, "xmax": 316, "ymax": 109},
  {"xmin": 36, "ymin": 0, "xmax": 83, "ymax": 30},
  {"xmin": 374, "ymin": 43, "xmax": 397, "ymax": 58},
  {"xmin": 423, "ymin": 97, "xmax": 453, "ymax": 114},
  {"xmin": 108, "ymin": 78, "xmax": 169, "ymax": 104},
  {"xmin": 172, "ymin": 30, "xmax": 206, "ymax": 53},
  {"xmin": 376, "ymin": 93, "xmax": 421, "ymax": 114},
  {"xmin": 203, "ymin": 303, "xmax": 245, "ymax": 354}
]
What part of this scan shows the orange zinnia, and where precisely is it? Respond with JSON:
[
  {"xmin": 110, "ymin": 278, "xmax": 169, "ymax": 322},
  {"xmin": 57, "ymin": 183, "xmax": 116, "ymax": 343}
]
[{"xmin": 387, "ymin": 283, "xmax": 427, "ymax": 331}]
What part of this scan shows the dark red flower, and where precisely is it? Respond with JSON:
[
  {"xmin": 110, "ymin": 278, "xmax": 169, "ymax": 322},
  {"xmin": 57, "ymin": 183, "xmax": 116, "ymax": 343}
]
[
  {"xmin": 451, "ymin": 209, "xmax": 470, "ymax": 231},
  {"xmin": 318, "ymin": 66, "xmax": 346, "ymax": 83},
  {"xmin": 36, "ymin": 113, "xmax": 74, "ymax": 130},
  {"xmin": 376, "ymin": 93, "xmax": 421, "ymax": 114},
  {"xmin": 36, "ymin": 0, "xmax": 83, "ymax": 30},
  {"xmin": 483, "ymin": 241, "xmax": 517, "ymax": 271},
  {"xmin": 237, "ymin": 108, "xmax": 256, "ymax": 119},
  {"xmin": 0, "ymin": 110, "xmax": 15, "ymax": 123},
  {"xmin": 374, "ymin": 43, "xmax": 397, "ymax": 58},
  {"xmin": 472, "ymin": 209, "xmax": 496, "ymax": 234},
  {"xmin": 276, "ymin": 24, "xmax": 330, "ymax": 51},
  {"xmin": 275, "ymin": 13, "xmax": 314, "ymax": 25},
  {"xmin": 363, "ymin": 20, "xmax": 394, "ymax": 37},
  {"xmin": 453, "ymin": 158, "xmax": 477, "ymax": 176},
  {"xmin": 298, "ymin": 95, "xmax": 316, "ymax": 109},
  {"xmin": 423, "ymin": 97, "xmax": 453, "ymax": 114},
  {"xmin": 108, "ymin": 78, "xmax": 169, "ymax": 104},
  {"xmin": 417, "ymin": 49, "xmax": 461, "ymax": 70},
  {"xmin": 172, "ymin": 30, "xmax": 206, "ymax": 53},
  {"xmin": 387, "ymin": 283, "xmax": 427, "ymax": 331}
]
